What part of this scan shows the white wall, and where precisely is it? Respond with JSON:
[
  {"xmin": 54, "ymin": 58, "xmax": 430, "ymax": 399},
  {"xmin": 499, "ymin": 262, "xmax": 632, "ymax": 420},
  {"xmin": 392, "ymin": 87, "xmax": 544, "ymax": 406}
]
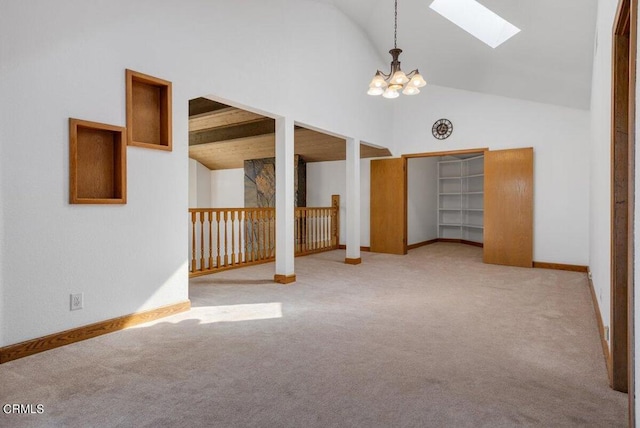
[
  {"xmin": 0, "ymin": 0, "xmax": 393, "ymax": 347},
  {"xmin": 211, "ymin": 169, "xmax": 245, "ymax": 208},
  {"xmin": 188, "ymin": 159, "xmax": 213, "ymax": 208},
  {"xmin": 407, "ymin": 157, "xmax": 439, "ymax": 245},
  {"xmin": 307, "ymin": 160, "xmax": 373, "ymax": 246},
  {"xmin": 394, "ymin": 84, "xmax": 591, "ymax": 266}
]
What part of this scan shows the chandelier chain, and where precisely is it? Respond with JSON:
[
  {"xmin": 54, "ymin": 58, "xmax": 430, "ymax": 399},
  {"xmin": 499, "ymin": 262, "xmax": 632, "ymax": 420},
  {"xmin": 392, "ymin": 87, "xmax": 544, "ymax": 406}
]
[{"xmin": 394, "ymin": 0, "xmax": 398, "ymax": 49}]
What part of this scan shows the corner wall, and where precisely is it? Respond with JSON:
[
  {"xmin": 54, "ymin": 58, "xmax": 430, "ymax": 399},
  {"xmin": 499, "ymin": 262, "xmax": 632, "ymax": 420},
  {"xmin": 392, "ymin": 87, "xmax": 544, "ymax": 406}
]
[{"xmin": 407, "ymin": 157, "xmax": 439, "ymax": 245}]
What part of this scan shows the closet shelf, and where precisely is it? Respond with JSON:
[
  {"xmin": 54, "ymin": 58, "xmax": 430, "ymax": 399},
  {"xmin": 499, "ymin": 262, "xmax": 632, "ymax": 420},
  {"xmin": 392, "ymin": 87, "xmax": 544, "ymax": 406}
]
[{"xmin": 437, "ymin": 154, "xmax": 485, "ymax": 243}]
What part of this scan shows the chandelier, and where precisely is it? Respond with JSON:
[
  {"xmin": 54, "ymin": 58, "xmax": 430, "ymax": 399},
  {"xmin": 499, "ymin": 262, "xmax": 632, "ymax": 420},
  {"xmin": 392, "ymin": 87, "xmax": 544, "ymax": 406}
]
[{"xmin": 367, "ymin": 0, "xmax": 426, "ymax": 98}]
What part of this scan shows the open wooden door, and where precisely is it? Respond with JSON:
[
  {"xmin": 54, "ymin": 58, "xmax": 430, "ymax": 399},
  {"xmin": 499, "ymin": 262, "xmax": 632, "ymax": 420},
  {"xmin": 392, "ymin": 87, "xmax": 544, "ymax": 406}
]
[
  {"xmin": 484, "ymin": 148, "xmax": 534, "ymax": 267},
  {"xmin": 370, "ymin": 158, "xmax": 406, "ymax": 254}
]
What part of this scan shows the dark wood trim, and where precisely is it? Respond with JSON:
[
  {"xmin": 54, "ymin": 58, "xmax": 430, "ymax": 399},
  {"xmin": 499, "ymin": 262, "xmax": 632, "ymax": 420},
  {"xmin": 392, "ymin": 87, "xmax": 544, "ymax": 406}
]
[
  {"xmin": 588, "ymin": 268, "xmax": 613, "ymax": 382},
  {"xmin": 611, "ymin": 0, "xmax": 634, "ymax": 394},
  {"xmin": 189, "ymin": 118, "xmax": 276, "ymax": 146},
  {"xmin": 403, "ymin": 157, "xmax": 408, "ymax": 254},
  {"xmin": 532, "ymin": 262, "xmax": 589, "ymax": 273},
  {"xmin": 407, "ymin": 239, "xmax": 439, "ymax": 250},
  {"xmin": 338, "ymin": 245, "xmax": 371, "ymax": 252},
  {"xmin": 189, "ymin": 258, "xmax": 275, "ymax": 278},
  {"xmin": 274, "ymin": 274, "xmax": 296, "ymax": 284},
  {"xmin": 0, "ymin": 300, "xmax": 191, "ymax": 364},
  {"xmin": 627, "ymin": 0, "xmax": 637, "ymax": 422},
  {"xmin": 436, "ymin": 238, "xmax": 484, "ymax": 248},
  {"xmin": 345, "ymin": 257, "xmax": 362, "ymax": 265},
  {"xmin": 402, "ymin": 148, "xmax": 489, "ymax": 159}
]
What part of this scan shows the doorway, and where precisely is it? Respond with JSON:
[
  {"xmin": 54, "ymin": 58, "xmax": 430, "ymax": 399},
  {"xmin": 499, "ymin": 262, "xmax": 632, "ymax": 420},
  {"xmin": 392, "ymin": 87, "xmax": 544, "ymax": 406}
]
[{"xmin": 610, "ymin": 0, "xmax": 636, "ymax": 422}]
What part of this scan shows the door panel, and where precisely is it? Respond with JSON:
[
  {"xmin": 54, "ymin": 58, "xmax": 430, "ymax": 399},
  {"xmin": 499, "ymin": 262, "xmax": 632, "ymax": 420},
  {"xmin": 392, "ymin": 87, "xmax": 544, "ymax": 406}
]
[
  {"xmin": 370, "ymin": 158, "xmax": 406, "ymax": 254},
  {"xmin": 484, "ymin": 148, "xmax": 533, "ymax": 267}
]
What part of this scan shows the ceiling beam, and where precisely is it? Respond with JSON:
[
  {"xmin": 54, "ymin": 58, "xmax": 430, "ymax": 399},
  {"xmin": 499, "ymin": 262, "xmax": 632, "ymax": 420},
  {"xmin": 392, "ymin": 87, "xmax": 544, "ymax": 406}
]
[
  {"xmin": 189, "ymin": 118, "xmax": 276, "ymax": 146},
  {"xmin": 189, "ymin": 108, "xmax": 265, "ymax": 132},
  {"xmin": 189, "ymin": 97, "xmax": 229, "ymax": 116}
]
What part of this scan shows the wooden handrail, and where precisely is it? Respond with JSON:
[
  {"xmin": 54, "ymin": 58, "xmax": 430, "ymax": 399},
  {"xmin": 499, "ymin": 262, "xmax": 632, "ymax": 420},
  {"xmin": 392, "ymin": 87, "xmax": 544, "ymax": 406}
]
[{"xmin": 189, "ymin": 195, "xmax": 340, "ymax": 277}]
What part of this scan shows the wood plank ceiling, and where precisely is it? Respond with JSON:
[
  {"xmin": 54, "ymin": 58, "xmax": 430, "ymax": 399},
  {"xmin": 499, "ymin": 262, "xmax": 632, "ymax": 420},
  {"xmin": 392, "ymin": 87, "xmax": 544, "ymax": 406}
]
[{"xmin": 189, "ymin": 98, "xmax": 392, "ymax": 170}]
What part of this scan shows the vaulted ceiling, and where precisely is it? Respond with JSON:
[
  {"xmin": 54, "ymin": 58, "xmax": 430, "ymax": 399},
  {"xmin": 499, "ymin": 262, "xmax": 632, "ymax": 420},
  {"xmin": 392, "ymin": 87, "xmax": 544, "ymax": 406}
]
[{"xmin": 315, "ymin": 0, "xmax": 597, "ymax": 110}]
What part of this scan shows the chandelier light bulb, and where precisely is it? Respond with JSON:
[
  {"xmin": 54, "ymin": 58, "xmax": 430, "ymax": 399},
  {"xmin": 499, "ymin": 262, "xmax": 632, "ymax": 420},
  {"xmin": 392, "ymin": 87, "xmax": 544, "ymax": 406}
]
[
  {"xmin": 409, "ymin": 72, "xmax": 427, "ymax": 88},
  {"xmin": 391, "ymin": 70, "xmax": 409, "ymax": 85},
  {"xmin": 402, "ymin": 85, "xmax": 420, "ymax": 95},
  {"xmin": 370, "ymin": 72, "xmax": 388, "ymax": 89},
  {"xmin": 382, "ymin": 88, "xmax": 400, "ymax": 99}
]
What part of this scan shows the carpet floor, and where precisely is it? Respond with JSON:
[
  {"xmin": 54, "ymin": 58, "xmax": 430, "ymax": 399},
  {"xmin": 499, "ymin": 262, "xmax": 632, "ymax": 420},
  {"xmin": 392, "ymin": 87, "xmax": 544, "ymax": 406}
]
[{"xmin": 0, "ymin": 243, "xmax": 628, "ymax": 427}]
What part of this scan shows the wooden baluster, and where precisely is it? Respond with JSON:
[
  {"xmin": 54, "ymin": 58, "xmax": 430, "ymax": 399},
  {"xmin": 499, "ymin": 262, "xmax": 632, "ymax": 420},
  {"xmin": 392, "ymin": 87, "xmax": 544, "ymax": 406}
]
[
  {"xmin": 253, "ymin": 210, "xmax": 258, "ymax": 260},
  {"xmin": 303, "ymin": 209, "xmax": 307, "ymax": 253},
  {"xmin": 223, "ymin": 211, "xmax": 229, "ymax": 266},
  {"xmin": 216, "ymin": 211, "xmax": 221, "ymax": 268},
  {"xmin": 257, "ymin": 209, "xmax": 262, "ymax": 260},
  {"xmin": 295, "ymin": 209, "xmax": 300, "ymax": 254},
  {"xmin": 208, "ymin": 211, "xmax": 214, "ymax": 270},
  {"xmin": 247, "ymin": 210, "xmax": 256, "ymax": 261},
  {"xmin": 308, "ymin": 209, "xmax": 312, "ymax": 251},
  {"xmin": 245, "ymin": 210, "xmax": 250, "ymax": 262},
  {"xmin": 320, "ymin": 209, "xmax": 324, "ymax": 249},
  {"xmin": 245, "ymin": 211, "xmax": 250, "ymax": 262},
  {"xmin": 321, "ymin": 209, "xmax": 325, "ymax": 249},
  {"xmin": 314, "ymin": 209, "xmax": 318, "ymax": 250},
  {"xmin": 321, "ymin": 209, "xmax": 326, "ymax": 249},
  {"xmin": 191, "ymin": 211, "xmax": 197, "ymax": 272},
  {"xmin": 332, "ymin": 195, "xmax": 340, "ymax": 248},
  {"xmin": 325, "ymin": 208, "xmax": 329, "ymax": 248},
  {"xmin": 231, "ymin": 210, "xmax": 236, "ymax": 265},
  {"xmin": 263, "ymin": 210, "xmax": 268, "ymax": 259},
  {"xmin": 199, "ymin": 211, "xmax": 205, "ymax": 270},
  {"xmin": 303, "ymin": 209, "xmax": 306, "ymax": 251},
  {"xmin": 266, "ymin": 210, "xmax": 271, "ymax": 258}
]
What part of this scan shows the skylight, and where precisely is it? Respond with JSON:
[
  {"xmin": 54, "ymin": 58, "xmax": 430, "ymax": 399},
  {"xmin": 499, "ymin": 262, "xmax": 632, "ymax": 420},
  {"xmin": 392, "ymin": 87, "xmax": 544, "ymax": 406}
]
[{"xmin": 429, "ymin": 0, "xmax": 521, "ymax": 48}]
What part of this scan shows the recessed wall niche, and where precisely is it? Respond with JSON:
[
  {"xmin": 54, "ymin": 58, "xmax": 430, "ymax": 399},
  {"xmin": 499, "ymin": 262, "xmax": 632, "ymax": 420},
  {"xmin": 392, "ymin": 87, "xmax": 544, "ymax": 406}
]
[
  {"xmin": 69, "ymin": 118, "xmax": 126, "ymax": 204},
  {"xmin": 126, "ymin": 69, "xmax": 172, "ymax": 151}
]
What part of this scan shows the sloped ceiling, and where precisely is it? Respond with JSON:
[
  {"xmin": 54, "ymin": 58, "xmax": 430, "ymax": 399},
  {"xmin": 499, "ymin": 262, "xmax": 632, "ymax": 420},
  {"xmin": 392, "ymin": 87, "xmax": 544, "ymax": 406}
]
[{"xmin": 314, "ymin": 0, "xmax": 597, "ymax": 110}]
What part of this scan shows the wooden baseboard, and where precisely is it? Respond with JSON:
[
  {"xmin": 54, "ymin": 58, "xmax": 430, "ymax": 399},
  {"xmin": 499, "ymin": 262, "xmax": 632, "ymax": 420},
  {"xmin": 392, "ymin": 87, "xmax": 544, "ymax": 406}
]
[
  {"xmin": 338, "ymin": 245, "xmax": 371, "ymax": 252},
  {"xmin": 274, "ymin": 274, "xmax": 296, "ymax": 284},
  {"xmin": 435, "ymin": 238, "xmax": 484, "ymax": 248},
  {"xmin": 407, "ymin": 239, "xmax": 439, "ymax": 250},
  {"xmin": 533, "ymin": 262, "xmax": 588, "ymax": 272},
  {"xmin": 345, "ymin": 257, "xmax": 362, "ymax": 265},
  {"xmin": 587, "ymin": 267, "xmax": 612, "ymax": 382},
  {"xmin": 0, "ymin": 300, "xmax": 191, "ymax": 364}
]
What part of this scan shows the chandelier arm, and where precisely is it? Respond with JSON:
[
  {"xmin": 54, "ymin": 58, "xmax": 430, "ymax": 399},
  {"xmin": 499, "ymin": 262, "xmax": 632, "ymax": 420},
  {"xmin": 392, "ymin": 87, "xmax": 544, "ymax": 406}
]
[
  {"xmin": 377, "ymin": 70, "xmax": 392, "ymax": 80},
  {"xmin": 405, "ymin": 69, "xmax": 419, "ymax": 79}
]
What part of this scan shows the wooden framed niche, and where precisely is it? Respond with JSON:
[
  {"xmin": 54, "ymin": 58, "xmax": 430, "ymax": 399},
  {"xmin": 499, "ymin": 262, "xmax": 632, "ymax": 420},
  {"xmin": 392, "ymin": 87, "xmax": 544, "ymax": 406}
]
[
  {"xmin": 69, "ymin": 118, "xmax": 126, "ymax": 204},
  {"xmin": 126, "ymin": 69, "xmax": 172, "ymax": 151}
]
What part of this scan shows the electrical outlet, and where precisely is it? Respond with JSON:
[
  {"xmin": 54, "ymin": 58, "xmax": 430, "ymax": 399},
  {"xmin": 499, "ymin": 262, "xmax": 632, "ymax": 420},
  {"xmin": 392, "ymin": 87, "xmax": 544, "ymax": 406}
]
[
  {"xmin": 604, "ymin": 326, "xmax": 610, "ymax": 341},
  {"xmin": 70, "ymin": 293, "xmax": 83, "ymax": 311},
  {"xmin": 587, "ymin": 271, "xmax": 592, "ymax": 280}
]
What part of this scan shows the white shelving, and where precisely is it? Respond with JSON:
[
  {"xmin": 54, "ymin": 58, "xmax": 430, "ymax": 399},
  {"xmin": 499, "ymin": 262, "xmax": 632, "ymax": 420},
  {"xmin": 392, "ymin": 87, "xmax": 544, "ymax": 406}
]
[{"xmin": 437, "ymin": 155, "xmax": 484, "ymax": 243}]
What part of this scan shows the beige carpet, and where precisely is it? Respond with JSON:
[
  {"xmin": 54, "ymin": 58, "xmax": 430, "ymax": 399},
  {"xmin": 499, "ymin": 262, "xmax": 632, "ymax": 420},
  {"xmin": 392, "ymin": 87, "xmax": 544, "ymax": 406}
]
[{"xmin": 0, "ymin": 243, "xmax": 627, "ymax": 427}]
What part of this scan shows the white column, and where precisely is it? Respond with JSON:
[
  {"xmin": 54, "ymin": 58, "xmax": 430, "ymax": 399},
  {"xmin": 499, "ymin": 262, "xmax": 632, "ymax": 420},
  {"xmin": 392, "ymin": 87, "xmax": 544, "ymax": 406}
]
[
  {"xmin": 345, "ymin": 137, "xmax": 361, "ymax": 264},
  {"xmin": 274, "ymin": 116, "xmax": 296, "ymax": 283}
]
